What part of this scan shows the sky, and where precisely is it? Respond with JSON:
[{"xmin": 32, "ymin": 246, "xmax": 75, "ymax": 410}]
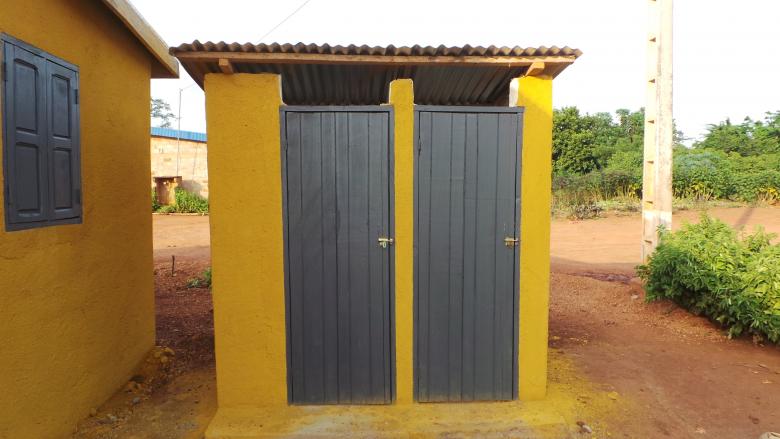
[{"xmin": 136, "ymin": 0, "xmax": 780, "ymax": 143}]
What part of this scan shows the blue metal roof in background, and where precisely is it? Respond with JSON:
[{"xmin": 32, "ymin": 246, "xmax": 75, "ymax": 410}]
[{"xmin": 151, "ymin": 127, "xmax": 208, "ymax": 143}]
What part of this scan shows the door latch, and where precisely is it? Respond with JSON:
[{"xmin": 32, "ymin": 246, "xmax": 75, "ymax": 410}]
[
  {"xmin": 504, "ymin": 237, "xmax": 519, "ymax": 248},
  {"xmin": 378, "ymin": 237, "xmax": 394, "ymax": 249}
]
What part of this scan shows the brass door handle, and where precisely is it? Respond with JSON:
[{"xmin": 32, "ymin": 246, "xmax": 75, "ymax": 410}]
[
  {"xmin": 378, "ymin": 237, "xmax": 394, "ymax": 249},
  {"xmin": 504, "ymin": 237, "xmax": 519, "ymax": 248}
]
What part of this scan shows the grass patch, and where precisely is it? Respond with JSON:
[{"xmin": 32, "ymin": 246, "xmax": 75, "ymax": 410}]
[
  {"xmin": 186, "ymin": 267, "xmax": 212, "ymax": 289},
  {"xmin": 153, "ymin": 187, "xmax": 209, "ymax": 214}
]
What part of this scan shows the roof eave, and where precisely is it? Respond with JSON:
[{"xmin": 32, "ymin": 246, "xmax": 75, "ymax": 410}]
[
  {"xmin": 173, "ymin": 50, "xmax": 577, "ymax": 66},
  {"xmin": 173, "ymin": 52, "xmax": 578, "ymax": 89},
  {"xmin": 101, "ymin": 0, "xmax": 179, "ymax": 78}
]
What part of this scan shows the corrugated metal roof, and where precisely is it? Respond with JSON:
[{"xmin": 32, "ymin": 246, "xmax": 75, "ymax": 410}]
[
  {"xmin": 172, "ymin": 41, "xmax": 582, "ymax": 58},
  {"xmin": 171, "ymin": 41, "xmax": 581, "ymax": 106},
  {"xmin": 151, "ymin": 127, "xmax": 207, "ymax": 143}
]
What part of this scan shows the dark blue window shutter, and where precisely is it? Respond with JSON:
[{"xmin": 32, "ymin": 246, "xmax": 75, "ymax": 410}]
[
  {"xmin": 46, "ymin": 60, "xmax": 81, "ymax": 220},
  {"xmin": 3, "ymin": 42, "xmax": 49, "ymax": 227}
]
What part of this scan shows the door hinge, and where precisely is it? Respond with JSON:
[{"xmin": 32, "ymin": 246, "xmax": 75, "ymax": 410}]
[
  {"xmin": 1, "ymin": 61, "xmax": 6, "ymax": 82},
  {"xmin": 74, "ymin": 89, "xmax": 79, "ymax": 104}
]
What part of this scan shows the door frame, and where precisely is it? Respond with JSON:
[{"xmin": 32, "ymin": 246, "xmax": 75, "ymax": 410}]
[
  {"xmin": 279, "ymin": 105, "xmax": 396, "ymax": 404},
  {"xmin": 412, "ymin": 105, "xmax": 524, "ymax": 401}
]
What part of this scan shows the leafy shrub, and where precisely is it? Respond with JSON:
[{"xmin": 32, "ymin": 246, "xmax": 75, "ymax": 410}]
[
  {"xmin": 597, "ymin": 197, "xmax": 640, "ymax": 213},
  {"xmin": 153, "ymin": 188, "xmax": 208, "ymax": 214},
  {"xmin": 730, "ymin": 170, "xmax": 780, "ymax": 202},
  {"xmin": 555, "ymin": 148, "xmax": 780, "ymax": 207},
  {"xmin": 672, "ymin": 149, "xmax": 732, "ymax": 199},
  {"xmin": 549, "ymin": 107, "xmax": 780, "ymax": 206},
  {"xmin": 554, "ymin": 170, "xmax": 641, "ymax": 200},
  {"xmin": 157, "ymin": 205, "xmax": 176, "ymax": 214},
  {"xmin": 186, "ymin": 267, "xmax": 212, "ymax": 289},
  {"xmin": 605, "ymin": 150, "xmax": 643, "ymax": 177},
  {"xmin": 172, "ymin": 187, "xmax": 209, "ymax": 214},
  {"xmin": 637, "ymin": 215, "xmax": 780, "ymax": 343},
  {"xmin": 152, "ymin": 189, "xmax": 161, "ymax": 212},
  {"xmin": 567, "ymin": 201, "xmax": 603, "ymax": 220},
  {"xmin": 553, "ymin": 170, "xmax": 641, "ymax": 217}
]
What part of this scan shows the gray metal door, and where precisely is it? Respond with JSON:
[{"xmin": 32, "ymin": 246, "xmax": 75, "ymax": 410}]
[
  {"xmin": 281, "ymin": 106, "xmax": 394, "ymax": 405},
  {"xmin": 415, "ymin": 106, "xmax": 523, "ymax": 402}
]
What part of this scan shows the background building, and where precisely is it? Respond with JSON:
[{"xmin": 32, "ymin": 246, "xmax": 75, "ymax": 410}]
[{"xmin": 151, "ymin": 127, "xmax": 209, "ymax": 198}]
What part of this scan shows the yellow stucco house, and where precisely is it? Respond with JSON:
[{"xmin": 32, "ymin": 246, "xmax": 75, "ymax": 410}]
[
  {"xmin": 0, "ymin": 1, "xmax": 177, "ymax": 437},
  {"xmin": 173, "ymin": 41, "xmax": 579, "ymax": 437}
]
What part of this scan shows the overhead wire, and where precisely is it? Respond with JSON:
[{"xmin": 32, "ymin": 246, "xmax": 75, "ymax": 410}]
[{"xmin": 254, "ymin": 0, "xmax": 314, "ymax": 44}]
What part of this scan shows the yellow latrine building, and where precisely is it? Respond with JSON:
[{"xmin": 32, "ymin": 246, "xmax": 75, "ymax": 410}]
[{"xmin": 172, "ymin": 41, "xmax": 579, "ymax": 437}]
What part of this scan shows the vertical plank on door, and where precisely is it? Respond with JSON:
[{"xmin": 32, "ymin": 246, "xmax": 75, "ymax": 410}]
[{"xmin": 472, "ymin": 112, "xmax": 499, "ymax": 401}]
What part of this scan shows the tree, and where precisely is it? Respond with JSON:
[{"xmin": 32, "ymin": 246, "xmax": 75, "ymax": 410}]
[
  {"xmin": 695, "ymin": 118, "xmax": 752, "ymax": 155},
  {"xmin": 151, "ymin": 98, "xmax": 176, "ymax": 128},
  {"xmin": 551, "ymin": 106, "xmax": 687, "ymax": 175},
  {"xmin": 752, "ymin": 111, "xmax": 780, "ymax": 154},
  {"xmin": 695, "ymin": 112, "xmax": 780, "ymax": 156},
  {"xmin": 552, "ymin": 107, "xmax": 642, "ymax": 174},
  {"xmin": 552, "ymin": 107, "xmax": 600, "ymax": 174},
  {"xmin": 614, "ymin": 108, "xmax": 645, "ymax": 151}
]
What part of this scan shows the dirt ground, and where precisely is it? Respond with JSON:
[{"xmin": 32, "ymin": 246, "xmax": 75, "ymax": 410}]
[
  {"xmin": 551, "ymin": 206, "xmax": 780, "ymax": 276},
  {"xmin": 74, "ymin": 207, "xmax": 780, "ymax": 438}
]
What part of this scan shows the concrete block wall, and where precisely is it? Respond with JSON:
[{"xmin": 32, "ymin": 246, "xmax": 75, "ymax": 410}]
[{"xmin": 150, "ymin": 135, "xmax": 209, "ymax": 198}]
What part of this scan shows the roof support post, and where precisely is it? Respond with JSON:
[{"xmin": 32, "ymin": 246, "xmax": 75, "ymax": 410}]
[
  {"xmin": 218, "ymin": 58, "xmax": 235, "ymax": 74},
  {"xmin": 388, "ymin": 79, "xmax": 415, "ymax": 404},
  {"xmin": 525, "ymin": 61, "xmax": 546, "ymax": 76},
  {"xmin": 510, "ymin": 75, "xmax": 553, "ymax": 400},
  {"xmin": 204, "ymin": 73, "xmax": 287, "ymax": 407}
]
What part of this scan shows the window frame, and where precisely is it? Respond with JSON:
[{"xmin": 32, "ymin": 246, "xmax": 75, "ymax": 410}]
[{"xmin": 2, "ymin": 33, "xmax": 82, "ymax": 232}]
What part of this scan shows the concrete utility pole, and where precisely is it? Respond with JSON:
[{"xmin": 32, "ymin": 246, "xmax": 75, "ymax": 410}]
[{"xmin": 642, "ymin": 0, "xmax": 674, "ymax": 261}]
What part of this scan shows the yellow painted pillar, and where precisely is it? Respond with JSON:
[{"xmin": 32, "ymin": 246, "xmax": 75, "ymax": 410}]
[
  {"xmin": 388, "ymin": 79, "xmax": 415, "ymax": 404},
  {"xmin": 205, "ymin": 73, "xmax": 288, "ymax": 407},
  {"xmin": 513, "ymin": 75, "xmax": 553, "ymax": 400}
]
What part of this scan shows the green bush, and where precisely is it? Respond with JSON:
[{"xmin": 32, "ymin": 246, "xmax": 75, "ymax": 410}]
[
  {"xmin": 605, "ymin": 150, "xmax": 643, "ymax": 177},
  {"xmin": 730, "ymin": 170, "xmax": 780, "ymax": 202},
  {"xmin": 152, "ymin": 189, "xmax": 160, "ymax": 212},
  {"xmin": 548, "ymin": 106, "xmax": 780, "ymax": 206},
  {"xmin": 668, "ymin": 149, "xmax": 779, "ymax": 202},
  {"xmin": 186, "ymin": 267, "xmax": 212, "ymax": 289},
  {"xmin": 673, "ymin": 149, "xmax": 732, "ymax": 199},
  {"xmin": 152, "ymin": 188, "xmax": 209, "ymax": 214},
  {"xmin": 554, "ymin": 149, "xmax": 780, "ymax": 208},
  {"xmin": 637, "ymin": 214, "xmax": 780, "ymax": 343},
  {"xmin": 552, "ymin": 169, "xmax": 641, "ymax": 217},
  {"xmin": 157, "ymin": 204, "xmax": 176, "ymax": 214},
  {"xmin": 172, "ymin": 187, "xmax": 209, "ymax": 214},
  {"xmin": 554, "ymin": 170, "xmax": 641, "ymax": 200}
]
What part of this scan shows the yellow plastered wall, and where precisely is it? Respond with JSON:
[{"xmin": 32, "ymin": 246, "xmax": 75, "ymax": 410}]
[
  {"xmin": 205, "ymin": 73, "xmax": 288, "ymax": 407},
  {"xmin": 514, "ymin": 75, "xmax": 554, "ymax": 400},
  {"xmin": 203, "ymin": 74, "xmax": 555, "ymax": 410},
  {"xmin": 0, "ymin": 1, "xmax": 155, "ymax": 438},
  {"xmin": 388, "ymin": 79, "xmax": 414, "ymax": 404}
]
